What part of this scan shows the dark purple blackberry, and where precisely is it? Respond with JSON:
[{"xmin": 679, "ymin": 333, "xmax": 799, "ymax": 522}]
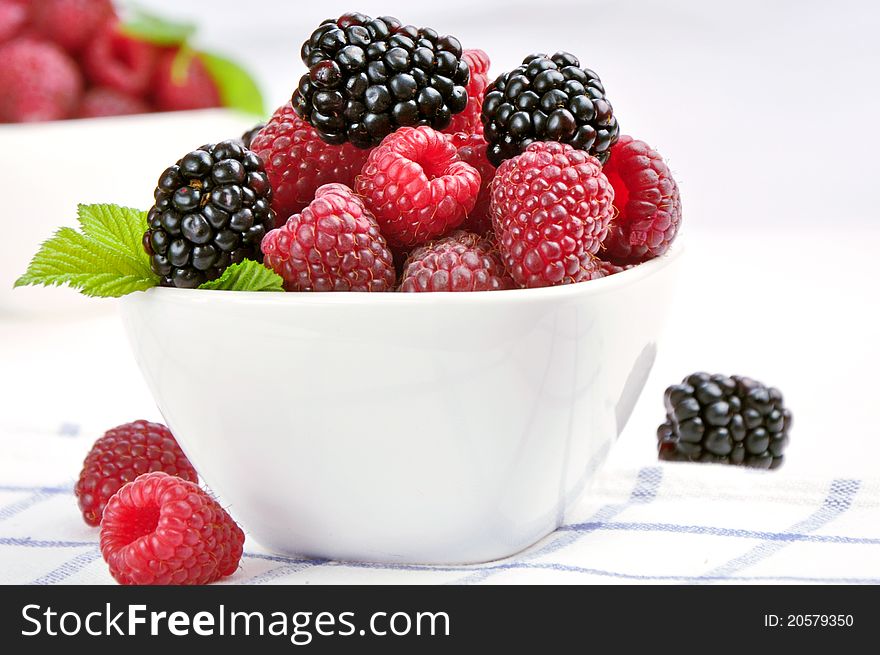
[
  {"xmin": 293, "ymin": 12, "xmax": 470, "ymax": 148},
  {"xmin": 658, "ymin": 373, "xmax": 792, "ymax": 469},
  {"xmin": 143, "ymin": 140, "xmax": 276, "ymax": 289},
  {"xmin": 481, "ymin": 51, "xmax": 619, "ymax": 167},
  {"xmin": 240, "ymin": 122, "xmax": 265, "ymax": 149}
]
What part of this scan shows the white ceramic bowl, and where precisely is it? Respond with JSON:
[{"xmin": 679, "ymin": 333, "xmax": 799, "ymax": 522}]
[
  {"xmin": 119, "ymin": 244, "xmax": 682, "ymax": 564},
  {"xmin": 0, "ymin": 109, "xmax": 259, "ymax": 317}
]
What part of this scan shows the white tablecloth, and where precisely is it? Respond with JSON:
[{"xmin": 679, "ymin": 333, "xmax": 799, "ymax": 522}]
[{"xmin": 1, "ymin": 226, "xmax": 879, "ymax": 584}]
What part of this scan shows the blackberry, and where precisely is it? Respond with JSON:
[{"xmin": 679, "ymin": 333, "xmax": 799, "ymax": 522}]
[
  {"xmin": 143, "ymin": 140, "xmax": 275, "ymax": 288},
  {"xmin": 293, "ymin": 12, "xmax": 470, "ymax": 148},
  {"xmin": 239, "ymin": 122, "xmax": 265, "ymax": 149},
  {"xmin": 658, "ymin": 373, "xmax": 792, "ymax": 469},
  {"xmin": 481, "ymin": 52, "xmax": 619, "ymax": 167}
]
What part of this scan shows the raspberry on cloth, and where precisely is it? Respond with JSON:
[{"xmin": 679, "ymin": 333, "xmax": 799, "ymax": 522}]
[
  {"xmin": 355, "ymin": 126, "xmax": 481, "ymax": 247},
  {"xmin": 75, "ymin": 420, "xmax": 197, "ymax": 526},
  {"xmin": 100, "ymin": 471, "xmax": 244, "ymax": 585}
]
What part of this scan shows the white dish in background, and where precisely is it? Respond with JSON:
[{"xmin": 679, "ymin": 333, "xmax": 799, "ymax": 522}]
[
  {"xmin": 0, "ymin": 109, "xmax": 260, "ymax": 317},
  {"xmin": 119, "ymin": 244, "xmax": 683, "ymax": 565}
]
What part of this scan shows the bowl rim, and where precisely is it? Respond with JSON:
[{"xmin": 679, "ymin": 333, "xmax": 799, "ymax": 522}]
[{"xmin": 128, "ymin": 240, "xmax": 683, "ymax": 307}]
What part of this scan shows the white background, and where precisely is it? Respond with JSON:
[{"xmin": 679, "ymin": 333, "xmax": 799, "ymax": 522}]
[{"xmin": 2, "ymin": 1, "xmax": 879, "ymax": 480}]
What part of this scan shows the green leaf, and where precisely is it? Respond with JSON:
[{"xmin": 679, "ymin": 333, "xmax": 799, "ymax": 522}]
[
  {"xmin": 14, "ymin": 204, "xmax": 159, "ymax": 298},
  {"xmin": 198, "ymin": 260, "xmax": 284, "ymax": 292},
  {"xmin": 196, "ymin": 51, "xmax": 265, "ymax": 117},
  {"xmin": 120, "ymin": 8, "xmax": 196, "ymax": 46}
]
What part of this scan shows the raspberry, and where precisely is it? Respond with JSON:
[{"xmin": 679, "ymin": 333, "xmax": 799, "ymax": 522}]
[
  {"xmin": 355, "ymin": 126, "xmax": 481, "ymax": 247},
  {"xmin": 144, "ymin": 140, "xmax": 276, "ymax": 288},
  {"xmin": 82, "ymin": 21, "xmax": 158, "ymax": 97},
  {"xmin": 658, "ymin": 373, "xmax": 791, "ymax": 469},
  {"xmin": 75, "ymin": 420, "xmax": 198, "ymax": 527},
  {"xmin": 601, "ymin": 135, "xmax": 682, "ymax": 264},
  {"xmin": 482, "ymin": 51, "xmax": 619, "ymax": 167},
  {"xmin": 261, "ymin": 183, "xmax": 396, "ymax": 291},
  {"xmin": 76, "ymin": 87, "xmax": 149, "ymax": 118},
  {"xmin": 0, "ymin": 38, "xmax": 82, "ymax": 122},
  {"xmin": 152, "ymin": 48, "xmax": 221, "ymax": 112},
  {"xmin": 30, "ymin": 0, "xmax": 115, "ymax": 54},
  {"xmin": 294, "ymin": 13, "xmax": 470, "ymax": 147},
  {"xmin": 449, "ymin": 131, "xmax": 495, "ymax": 237},
  {"xmin": 100, "ymin": 472, "xmax": 244, "ymax": 585},
  {"xmin": 443, "ymin": 48, "xmax": 490, "ymax": 136},
  {"xmin": 0, "ymin": 1, "xmax": 27, "ymax": 45},
  {"xmin": 400, "ymin": 231, "xmax": 511, "ymax": 292},
  {"xmin": 249, "ymin": 103, "xmax": 372, "ymax": 224},
  {"xmin": 491, "ymin": 141, "xmax": 614, "ymax": 288},
  {"xmin": 240, "ymin": 122, "xmax": 265, "ymax": 149},
  {"xmin": 596, "ymin": 259, "xmax": 633, "ymax": 277}
]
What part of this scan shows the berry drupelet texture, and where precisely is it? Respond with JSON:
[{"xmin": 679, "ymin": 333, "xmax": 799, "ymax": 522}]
[
  {"xmin": 658, "ymin": 373, "xmax": 791, "ymax": 469},
  {"xmin": 481, "ymin": 51, "xmax": 619, "ymax": 167},
  {"xmin": 261, "ymin": 183, "xmax": 396, "ymax": 292},
  {"xmin": 100, "ymin": 471, "xmax": 244, "ymax": 585},
  {"xmin": 491, "ymin": 141, "xmax": 615, "ymax": 288},
  {"xmin": 443, "ymin": 48, "xmax": 491, "ymax": 136},
  {"xmin": 399, "ymin": 231, "xmax": 512, "ymax": 292},
  {"xmin": 601, "ymin": 135, "xmax": 681, "ymax": 264},
  {"xmin": 249, "ymin": 102, "xmax": 372, "ymax": 223},
  {"xmin": 449, "ymin": 131, "xmax": 496, "ymax": 237},
  {"xmin": 355, "ymin": 125, "xmax": 480, "ymax": 247},
  {"xmin": 75, "ymin": 420, "xmax": 197, "ymax": 526},
  {"xmin": 293, "ymin": 12, "xmax": 470, "ymax": 148},
  {"xmin": 143, "ymin": 140, "xmax": 275, "ymax": 288}
]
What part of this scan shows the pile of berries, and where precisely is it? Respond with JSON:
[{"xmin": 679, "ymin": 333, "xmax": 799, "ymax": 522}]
[
  {"xmin": 143, "ymin": 10, "xmax": 681, "ymax": 288},
  {"xmin": 0, "ymin": 0, "xmax": 228, "ymax": 122},
  {"xmin": 75, "ymin": 420, "xmax": 245, "ymax": 585}
]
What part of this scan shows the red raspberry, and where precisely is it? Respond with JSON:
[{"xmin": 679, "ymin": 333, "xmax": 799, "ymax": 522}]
[
  {"xmin": 450, "ymin": 131, "xmax": 496, "ymax": 237},
  {"xmin": 76, "ymin": 86, "xmax": 150, "ymax": 118},
  {"xmin": 100, "ymin": 472, "xmax": 244, "ymax": 585},
  {"xmin": 151, "ymin": 48, "xmax": 221, "ymax": 112},
  {"xmin": 261, "ymin": 183, "xmax": 396, "ymax": 292},
  {"xmin": 0, "ymin": 1, "xmax": 27, "ymax": 45},
  {"xmin": 75, "ymin": 420, "xmax": 198, "ymax": 527},
  {"xmin": 596, "ymin": 259, "xmax": 634, "ymax": 277},
  {"xmin": 250, "ymin": 103, "xmax": 372, "ymax": 225},
  {"xmin": 400, "ymin": 231, "xmax": 512, "ymax": 292},
  {"xmin": 355, "ymin": 126, "xmax": 481, "ymax": 248},
  {"xmin": 491, "ymin": 141, "xmax": 614, "ymax": 288},
  {"xmin": 29, "ymin": 0, "xmax": 115, "ymax": 54},
  {"xmin": 0, "ymin": 38, "xmax": 82, "ymax": 122},
  {"xmin": 600, "ymin": 135, "xmax": 682, "ymax": 264},
  {"xmin": 82, "ymin": 21, "xmax": 158, "ymax": 97},
  {"xmin": 444, "ymin": 49, "xmax": 490, "ymax": 136}
]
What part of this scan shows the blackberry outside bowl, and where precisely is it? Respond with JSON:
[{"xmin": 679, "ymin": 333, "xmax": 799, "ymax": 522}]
[{"xmin": 118, "ymin": 242, "xmax": 682, "ymax": 564}]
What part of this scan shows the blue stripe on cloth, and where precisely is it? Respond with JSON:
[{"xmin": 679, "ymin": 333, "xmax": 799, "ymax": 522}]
[
  {"xmin": 0, "ymin": 492, "xmax": 55, "ymax": 522},
  {"xmin": 700, "ymin": 478, "xmax": 861, "ymax": 581},
  {"xmin": 0, "ymin": 484, "xmax": 71, "ymax": 494},
  {"xmin": 32, "ymin": 548, "xmax": 102, "ymax": 585},
  {"xmin": 0, "ymin": 537, "xmax": 94, "ymax": 548},
  {"xmin": 561, "ymin": 521, "xmax": 880, "ymax": 544},
  {"xmin": 332, "ymin": 558, "xmax": 880, "ymax": 584},
  {"xmin": 452, "ymin": 465, "xmax": 664, "ymax": 584}
]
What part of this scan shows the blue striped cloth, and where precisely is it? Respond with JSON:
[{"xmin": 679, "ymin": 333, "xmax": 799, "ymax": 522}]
[{"xmin": 1, "ymin": 421, "xmax": 878, "ymax": 584}]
